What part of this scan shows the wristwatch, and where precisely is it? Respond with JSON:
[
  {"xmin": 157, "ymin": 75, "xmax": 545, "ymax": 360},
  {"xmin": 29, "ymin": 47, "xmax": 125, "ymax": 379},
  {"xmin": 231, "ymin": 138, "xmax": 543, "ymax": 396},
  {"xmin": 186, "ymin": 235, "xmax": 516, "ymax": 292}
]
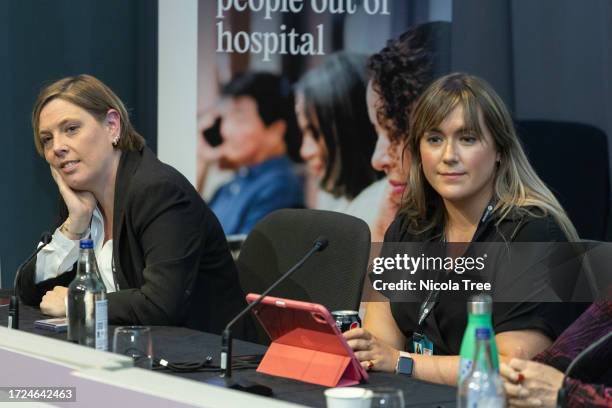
[{"xmin": 395, "ymin": 351, "xmax": 414, "ymax": 376}]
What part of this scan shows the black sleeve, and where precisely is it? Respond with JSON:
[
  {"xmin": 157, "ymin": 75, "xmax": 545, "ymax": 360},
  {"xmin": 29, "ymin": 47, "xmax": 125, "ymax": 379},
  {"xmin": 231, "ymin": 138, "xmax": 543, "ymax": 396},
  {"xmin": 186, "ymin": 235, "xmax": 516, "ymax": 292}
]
[
  {"xmin": 492, "ymin": 302, "xmax": 584, "ymax": 340},
  {"xmin": 511, "ymin": 214, "xmax": 567, "ymax": 242},
  {"xmin": 368, "ymin": 215, "xmax": 425, "ymax": 302},
  {"xmin": 383, "ymin": 214, "xmax": 406, "ymax": 242},
  {"xmin": 492, "ymin": 215, "xmax": 583, "ymax": 340},
  {"xmin": 368, "ymin": 215, "xmax": 403, "ymax": 289},
  {"xmin": 16, "ymin": 259, "xmax": 75, "ymax": 306},
  {"xmin": 107, "ymin": 178, "xmax": 206, "ymax": 326}
]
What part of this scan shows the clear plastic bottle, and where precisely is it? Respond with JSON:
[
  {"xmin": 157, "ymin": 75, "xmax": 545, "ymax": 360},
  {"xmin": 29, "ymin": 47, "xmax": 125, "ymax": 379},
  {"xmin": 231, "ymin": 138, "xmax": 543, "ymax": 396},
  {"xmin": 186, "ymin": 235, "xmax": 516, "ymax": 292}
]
[
  {"xmin": 459, "ymin": 294, "xmax": 499, "ymax": 383},
  {"xmin": 458, "ymin": 327, "xmax": 506, "ymax": 408},
  {"xmin": 66, "ymin": 239, "xmax": 108, "ymax": 350}
]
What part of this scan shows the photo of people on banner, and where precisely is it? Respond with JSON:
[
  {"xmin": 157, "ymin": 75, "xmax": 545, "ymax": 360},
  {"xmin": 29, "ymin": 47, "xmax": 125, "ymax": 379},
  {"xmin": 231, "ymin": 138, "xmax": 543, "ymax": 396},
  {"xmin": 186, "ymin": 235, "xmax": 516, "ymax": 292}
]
[{"xmin": 196, "ymin": 0, "xmax": 451, "ymax": 240}]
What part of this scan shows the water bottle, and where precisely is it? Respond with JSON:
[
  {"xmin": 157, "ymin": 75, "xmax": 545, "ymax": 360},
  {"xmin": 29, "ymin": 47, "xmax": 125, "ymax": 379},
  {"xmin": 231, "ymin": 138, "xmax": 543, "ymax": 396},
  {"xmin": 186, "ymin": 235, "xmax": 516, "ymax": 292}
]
[
  {"xmin": 458, "ymin": 327, "xmax": 506, "ymax": 408},
  {"xmin": 66, "ymin": 239, "xmax": 108, "ymax": 350},
  {"xmin": 459, "ymin": 294, "xmax": 499, "ymax": 383}
]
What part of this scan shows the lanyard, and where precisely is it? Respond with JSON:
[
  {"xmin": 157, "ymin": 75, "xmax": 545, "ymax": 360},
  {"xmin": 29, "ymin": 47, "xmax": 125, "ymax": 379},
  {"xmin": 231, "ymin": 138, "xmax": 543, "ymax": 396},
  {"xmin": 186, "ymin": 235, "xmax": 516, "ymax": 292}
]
[
  {"xmin": 414, "ymin": 197, "xmax": 497, "ymax": 333},
  {"xmin": 416, "ymin": 288, "xmax": 440, "ymax": 328}
]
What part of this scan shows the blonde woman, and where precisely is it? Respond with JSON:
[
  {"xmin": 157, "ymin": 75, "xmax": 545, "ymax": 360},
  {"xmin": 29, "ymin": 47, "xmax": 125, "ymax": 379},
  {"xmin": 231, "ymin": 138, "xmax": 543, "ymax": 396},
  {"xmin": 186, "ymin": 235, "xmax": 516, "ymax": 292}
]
[
  {"xmin": 345, "ymin": 73, "xmax": 583, "ymax": 385},
  {"xmin": 17, "ymin": 75, "xmax": 250, "ymax": 337}
]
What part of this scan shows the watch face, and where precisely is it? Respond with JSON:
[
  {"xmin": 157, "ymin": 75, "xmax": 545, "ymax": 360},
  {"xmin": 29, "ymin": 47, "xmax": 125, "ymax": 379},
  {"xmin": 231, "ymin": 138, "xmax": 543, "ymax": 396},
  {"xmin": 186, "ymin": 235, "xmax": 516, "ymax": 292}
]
[{"xmin": 398, "ymin": 356, "xmax": 414, "ymax": 376}]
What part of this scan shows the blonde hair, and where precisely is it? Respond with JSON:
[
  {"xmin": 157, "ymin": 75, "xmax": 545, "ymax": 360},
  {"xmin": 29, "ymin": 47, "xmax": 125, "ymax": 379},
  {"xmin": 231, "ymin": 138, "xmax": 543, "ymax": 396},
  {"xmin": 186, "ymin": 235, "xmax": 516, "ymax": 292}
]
[
  {"xmin": 402, "ymin": 73, "xmax": 579, "ymax": 241},
  {"xmin": 32, "ymin": 74, "xmax": 145, "ymax": 155}
]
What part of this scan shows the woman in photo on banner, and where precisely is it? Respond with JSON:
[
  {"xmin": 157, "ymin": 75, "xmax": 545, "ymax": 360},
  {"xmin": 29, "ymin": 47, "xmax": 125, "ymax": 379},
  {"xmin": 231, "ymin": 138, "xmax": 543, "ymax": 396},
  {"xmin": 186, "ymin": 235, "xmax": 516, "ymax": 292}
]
[{"xmin": 294, "ymin": 52, "xmax": 386, "ymax": 236}]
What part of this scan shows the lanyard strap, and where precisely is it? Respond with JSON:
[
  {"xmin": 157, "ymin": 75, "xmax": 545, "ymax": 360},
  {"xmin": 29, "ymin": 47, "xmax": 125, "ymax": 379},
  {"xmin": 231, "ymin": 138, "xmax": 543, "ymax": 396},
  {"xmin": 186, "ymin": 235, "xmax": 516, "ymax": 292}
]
[
  {"xmin": 416, "ymin": 288, "xmax": 440, "ymax": 329},
  {"xmin": 414, "ymin": 197, "xmax": 496, "ymax": 334}
]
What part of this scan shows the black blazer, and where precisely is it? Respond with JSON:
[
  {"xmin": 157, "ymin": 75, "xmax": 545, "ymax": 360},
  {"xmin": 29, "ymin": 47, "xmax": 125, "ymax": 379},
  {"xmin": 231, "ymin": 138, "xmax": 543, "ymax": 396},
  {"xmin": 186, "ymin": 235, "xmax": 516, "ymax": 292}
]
[{"xmin": 18, "ymin": 147, "xmax": 251, "ymax": 337}]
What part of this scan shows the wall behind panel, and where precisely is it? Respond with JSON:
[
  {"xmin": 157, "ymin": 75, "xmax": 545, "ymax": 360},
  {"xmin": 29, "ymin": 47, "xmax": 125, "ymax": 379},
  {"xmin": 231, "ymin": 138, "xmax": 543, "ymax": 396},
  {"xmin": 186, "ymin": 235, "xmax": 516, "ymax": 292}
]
[
  {"xmin": 0, "ymin": 0, "xmax": 157, "ymax": 289},
  {"xmin": 451, "ymin": 0, "xmax": 612, "ymax": 181},
  {"xmin": 157, "ymin": 0, "xmax": 197, "ymax": 186},
  {"xmin": 512, "ymin": 0, "xmax": 612, "ymax": 155}
]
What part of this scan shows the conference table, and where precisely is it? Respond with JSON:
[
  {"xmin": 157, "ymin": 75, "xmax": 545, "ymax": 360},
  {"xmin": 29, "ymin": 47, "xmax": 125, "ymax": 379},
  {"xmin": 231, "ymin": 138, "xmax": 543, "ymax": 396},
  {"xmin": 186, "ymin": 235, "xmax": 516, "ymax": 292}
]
[{"xmin": 0, "ymin": 300, "xmax": 457, "ymax": 407}]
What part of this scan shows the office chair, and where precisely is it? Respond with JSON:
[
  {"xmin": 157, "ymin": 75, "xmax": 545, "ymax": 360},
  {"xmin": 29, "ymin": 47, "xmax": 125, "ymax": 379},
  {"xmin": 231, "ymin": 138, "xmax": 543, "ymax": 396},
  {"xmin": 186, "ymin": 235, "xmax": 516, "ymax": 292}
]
[
  {"xmin": 517, "ymin": 120, "xmax": 610, "ymax": 240},
  {"xmin": 572, "ymin": 240, "xmax": 612, "ymax": 301},
  {"xmin": 236, "ymin": 209, "xmax": 371, "ymax": 343}
]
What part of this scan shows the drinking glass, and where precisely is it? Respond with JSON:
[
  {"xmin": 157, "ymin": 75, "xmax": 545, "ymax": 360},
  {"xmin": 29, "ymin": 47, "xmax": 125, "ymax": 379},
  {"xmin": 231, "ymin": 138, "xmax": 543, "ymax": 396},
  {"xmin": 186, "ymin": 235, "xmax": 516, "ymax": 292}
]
[
  {"xmin": 370, "ymin": 387, "xmax": 405, "ymax": 408},
  {"xmin": 113, "ymin": 326, "xmax": 153, "ymax": 369}
]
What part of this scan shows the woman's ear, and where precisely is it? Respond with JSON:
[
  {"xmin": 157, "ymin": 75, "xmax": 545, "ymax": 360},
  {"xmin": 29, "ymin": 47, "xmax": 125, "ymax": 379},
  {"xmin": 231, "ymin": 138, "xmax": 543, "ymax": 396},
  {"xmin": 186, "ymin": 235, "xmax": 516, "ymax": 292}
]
[{"xmin": 105, "ymin": 109, "xmax": 122, "ymax": 139}]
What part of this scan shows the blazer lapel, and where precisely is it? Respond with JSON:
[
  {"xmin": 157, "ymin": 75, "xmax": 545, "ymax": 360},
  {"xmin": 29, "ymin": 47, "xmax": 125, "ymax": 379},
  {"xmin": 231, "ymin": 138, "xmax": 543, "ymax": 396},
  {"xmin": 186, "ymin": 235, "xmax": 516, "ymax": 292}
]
[{"xmin": 112, "ymin": 148, "xmax": 143, "ymax": 289}]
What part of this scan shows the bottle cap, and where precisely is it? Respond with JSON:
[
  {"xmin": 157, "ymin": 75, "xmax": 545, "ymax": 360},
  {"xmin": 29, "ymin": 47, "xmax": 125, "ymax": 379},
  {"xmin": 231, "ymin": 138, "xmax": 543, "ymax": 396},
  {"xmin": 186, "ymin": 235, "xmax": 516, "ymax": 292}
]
[
  {"xmin": 475, "ymin": 327, "xmax": 491, "ymax": 340},
  {"xmin": 467, "ymin": 294, "xmax": 492, "ymax": 315},
  {"xmin": 79, "ymin": 239, "xmax": 94, "ymax": 249}
]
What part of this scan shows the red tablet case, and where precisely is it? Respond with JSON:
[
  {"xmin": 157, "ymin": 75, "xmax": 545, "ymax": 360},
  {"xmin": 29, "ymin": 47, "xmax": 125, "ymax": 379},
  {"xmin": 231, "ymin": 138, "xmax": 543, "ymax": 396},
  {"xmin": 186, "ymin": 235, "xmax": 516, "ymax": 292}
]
[{"xmin": 246, "ymin": 293, "xmax": 368, "ymax": 387}]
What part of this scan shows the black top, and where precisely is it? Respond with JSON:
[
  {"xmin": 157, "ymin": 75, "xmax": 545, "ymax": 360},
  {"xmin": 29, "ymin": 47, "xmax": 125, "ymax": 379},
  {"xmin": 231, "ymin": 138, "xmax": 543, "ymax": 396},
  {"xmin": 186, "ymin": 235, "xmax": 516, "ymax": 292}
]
[
  {"xmin": 384, "ymin": 205, "xmax": 586, "ymax": 355},
  {"xmin": 17, "ymin": 147, "xmax": 254, "ymax": 339}
]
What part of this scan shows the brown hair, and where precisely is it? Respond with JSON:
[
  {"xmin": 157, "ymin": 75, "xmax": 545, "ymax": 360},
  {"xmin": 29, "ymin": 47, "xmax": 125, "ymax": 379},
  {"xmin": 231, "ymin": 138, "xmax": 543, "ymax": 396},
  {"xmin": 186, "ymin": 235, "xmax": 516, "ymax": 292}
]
[
  {"xmin": 402, "ymin": 73, "xmax": 579, "ymax": 241},
  {"xmin": 32, "ymin": 74, "xmax": 145, "ymax": 155}
]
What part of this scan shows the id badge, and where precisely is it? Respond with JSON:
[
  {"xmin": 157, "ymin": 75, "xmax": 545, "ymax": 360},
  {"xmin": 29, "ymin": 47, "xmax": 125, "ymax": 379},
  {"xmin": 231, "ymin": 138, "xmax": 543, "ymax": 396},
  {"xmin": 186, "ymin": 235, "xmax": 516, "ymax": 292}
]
[{"xmin": 412, "ymin": 332, "xmax": 434, "ymax": 355}]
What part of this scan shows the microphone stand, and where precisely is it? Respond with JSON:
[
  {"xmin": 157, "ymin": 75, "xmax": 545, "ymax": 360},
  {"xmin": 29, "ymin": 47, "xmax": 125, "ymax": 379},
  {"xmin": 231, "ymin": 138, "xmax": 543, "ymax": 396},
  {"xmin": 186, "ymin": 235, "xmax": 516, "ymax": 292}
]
[
  {"xmin": 9, "ymin": 232, "xmax": 53, "ymax": 329},
  {"xmin": 209, "ymin": 236, "xmax": 328, "ymax": 395}
]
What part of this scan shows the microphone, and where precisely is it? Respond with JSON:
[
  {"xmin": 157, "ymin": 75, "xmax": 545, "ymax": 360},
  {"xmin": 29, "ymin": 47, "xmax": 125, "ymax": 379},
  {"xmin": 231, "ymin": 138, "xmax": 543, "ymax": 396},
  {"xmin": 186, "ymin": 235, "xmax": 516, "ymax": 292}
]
[
  {"xmin": 9, "ymin": 232, "xmax": 53, "ymax": 329},
  {"xmin": 556, "ymin": 329, "xmax": 612, "ymax": 407},
  {"xmin": 214, "ymin": 236, "xmax": 329, "ymax": 393}
]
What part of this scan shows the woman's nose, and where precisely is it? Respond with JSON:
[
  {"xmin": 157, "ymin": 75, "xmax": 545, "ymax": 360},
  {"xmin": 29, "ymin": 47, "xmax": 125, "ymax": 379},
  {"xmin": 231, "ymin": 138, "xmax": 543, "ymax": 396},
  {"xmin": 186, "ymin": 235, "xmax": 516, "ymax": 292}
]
[
  {"xmin": 52, "ymin": 135, "xmax": 68, "ymax": 156},
  {"xmin": 371, "ymin": 137, "xmax": 391, "ymax": 172},
  {"xmin": 300, "ymin": 134, "xmax": 319, "ymax": 161},
  {"xmin": 442, "ymin": 140, "xmax": 459, "ymax": 164}
]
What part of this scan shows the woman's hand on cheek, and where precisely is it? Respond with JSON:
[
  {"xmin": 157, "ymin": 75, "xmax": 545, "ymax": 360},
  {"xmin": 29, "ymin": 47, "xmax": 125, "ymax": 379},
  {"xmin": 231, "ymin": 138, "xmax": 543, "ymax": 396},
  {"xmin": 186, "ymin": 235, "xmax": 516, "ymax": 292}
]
[
  {"xmin": 50, "ymin": 166, "xmax": 96, "ymax": 233},
  {"xmin": 343, "ymin": 328, "xmax": 400, "ymax": 373}
]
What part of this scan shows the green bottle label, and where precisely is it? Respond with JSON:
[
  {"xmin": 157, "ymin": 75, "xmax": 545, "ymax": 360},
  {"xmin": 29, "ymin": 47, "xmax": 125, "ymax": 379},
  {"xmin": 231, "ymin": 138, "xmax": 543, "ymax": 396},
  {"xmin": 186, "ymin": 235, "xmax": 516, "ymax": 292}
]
[{"xmin": 458, "ymin": 314, "xmax": 499, "ymax": 384}]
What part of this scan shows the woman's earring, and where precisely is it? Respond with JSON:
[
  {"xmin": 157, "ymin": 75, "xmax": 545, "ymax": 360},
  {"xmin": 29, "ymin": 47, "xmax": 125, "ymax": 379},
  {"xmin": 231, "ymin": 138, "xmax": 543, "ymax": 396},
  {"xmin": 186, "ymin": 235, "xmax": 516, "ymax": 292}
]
[{"xmin": 112, "ymin": 136, "xmax": 120, "ymax": 147}]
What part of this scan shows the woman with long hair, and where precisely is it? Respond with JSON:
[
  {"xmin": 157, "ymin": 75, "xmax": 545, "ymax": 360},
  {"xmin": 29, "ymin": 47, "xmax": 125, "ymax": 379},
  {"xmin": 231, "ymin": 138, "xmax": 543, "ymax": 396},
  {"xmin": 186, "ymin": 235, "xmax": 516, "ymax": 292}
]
[
  {"xmin": 295, "ymin": 52, "xmax": 384, "ymax": 227},
  {"xmin": 346, "ymin": 73, "xmax": 582, "ymax": 385}
]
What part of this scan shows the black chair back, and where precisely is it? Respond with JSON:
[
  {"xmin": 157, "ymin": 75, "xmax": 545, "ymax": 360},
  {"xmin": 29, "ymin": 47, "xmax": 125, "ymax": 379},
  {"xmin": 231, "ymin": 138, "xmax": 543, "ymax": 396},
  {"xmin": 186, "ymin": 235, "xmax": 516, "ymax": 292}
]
[
  {"xmin": 236, "ymin": 209, "xmax": 371, "ymax": 343},
  {"xmin": 517, "ymin": 120, "xmax": 610, "ymax": 240}
]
